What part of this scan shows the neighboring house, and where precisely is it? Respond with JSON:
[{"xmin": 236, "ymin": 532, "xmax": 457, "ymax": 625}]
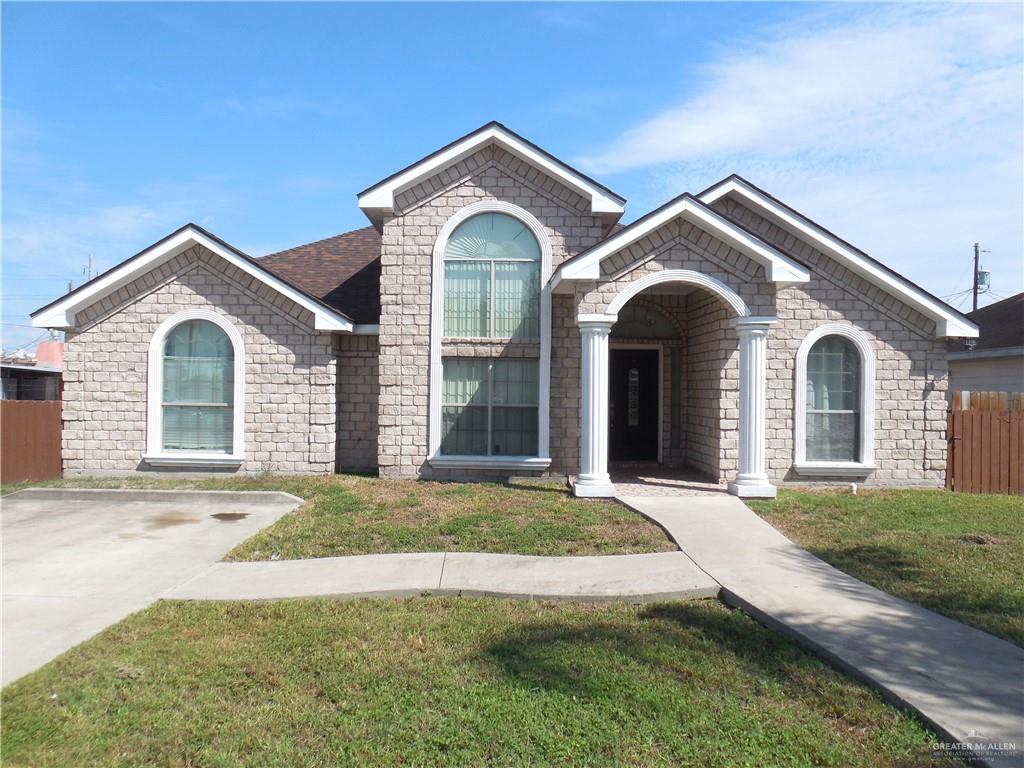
[
  {"xmin": 0, "ymin": 341, "xmax": 63, "ymax": 401},
  {"xmin": 947, "ymin": 293, "xmax": 1024, "ymax": 395},
  {"xmin": 31, "ymin": 122, "xmax": 978, "ymax": 497}
]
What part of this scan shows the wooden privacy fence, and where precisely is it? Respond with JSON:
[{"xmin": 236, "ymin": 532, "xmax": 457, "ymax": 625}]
[
  {"xmin": 0, "ymin": 400, "xmax": 62, "ymax": 484},
  {"xmin": 946, "ymin": 391, "xmax": 1024, "ymax": 495}
]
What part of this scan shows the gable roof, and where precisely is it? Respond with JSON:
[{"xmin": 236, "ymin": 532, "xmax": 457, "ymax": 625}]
[
  {"xmin": 260, "ymin": 227, "xmax": 381, "ymax": 326},
  {"xmin": 357, "ymin": 121, "xmax": 626, "ymax": 229},
  {"xmin": 555, "ymin": 192, "xmax": 811, "ymax": 286},
  {"xmin": 31, "ymin": 224, "xmax": 355, "ymax": 332},
  {"xmin": 698, "ymin": 175, "xmax": 978, "ymax": 338},
  {"xmin": 950, "ymin": 293, "xmax": 1024, "ymax": 354}
]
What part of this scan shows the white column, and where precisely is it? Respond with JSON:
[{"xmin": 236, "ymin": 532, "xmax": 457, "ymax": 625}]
[
  {"xmin": 728, "ymin": 317, "xmax": 778, "ymax": 499},
  {"xmin": 575, "ymin": 317, "xmax": 616, "ymax": 498}
]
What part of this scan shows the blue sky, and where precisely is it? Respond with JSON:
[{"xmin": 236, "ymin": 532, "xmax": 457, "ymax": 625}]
[{"xmin": 3, "ymin": 2, "xmax": 1022, "ymax": 351}]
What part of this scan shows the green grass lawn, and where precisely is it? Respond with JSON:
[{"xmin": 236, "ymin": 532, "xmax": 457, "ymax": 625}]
[
  {"xmin": 1, "ymin": 474, "xmax": 676, "ymax": 558},
  {"xmin": 0, "ymin": 598, "xmax": 954, "ymax": 768},
  {"xmin": 749, "ymin": 489, "xmax": 1023, "ymax": 646}
]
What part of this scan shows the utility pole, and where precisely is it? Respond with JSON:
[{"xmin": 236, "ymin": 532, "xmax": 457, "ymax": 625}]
[
  {"xmin": 973, "ymin": 242, "xmax": 980, "ymax": 311},
  {"xmin": 86, "ymin": 254, "xmax": 94, "ymax": 282}
]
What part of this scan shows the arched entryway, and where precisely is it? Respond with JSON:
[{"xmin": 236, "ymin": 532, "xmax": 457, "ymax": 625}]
[{"xmin": 574, "ymin": 270, "xmax": 777, "ymax": 500}]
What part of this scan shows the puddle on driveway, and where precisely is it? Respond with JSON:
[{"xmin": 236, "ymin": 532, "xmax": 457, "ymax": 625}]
[
  {"xmin": 146, "ymin": 513, "xmax": 201, "ymax": 530},
  {"xmin": 210, "ymin": 512, "xmax": 249, "ymax": 522}
]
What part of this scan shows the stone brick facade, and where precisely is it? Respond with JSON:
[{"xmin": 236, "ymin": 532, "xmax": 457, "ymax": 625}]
[
  {"xmin": 377, "ymin": 145, "xmax": 608, "ymax": 478},
  {"xmin": 335, "ymin": 334, "xmax": 379, "ymax": 471},
  {"xmin": 55, "ymin": 136, "xmax": 953, "ymax": 490},
  {"xmin": 712, "ymin": 196, "xmax": 948, "ymax": 484},
  {"xmin": 62, "ymin": 245, "xmax": 336, "ymax": 475}
]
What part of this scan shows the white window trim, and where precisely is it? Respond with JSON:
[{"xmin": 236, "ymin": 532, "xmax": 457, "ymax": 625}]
[
  {"xmin": 794, "ymin": 323, "xmax": 876, "ymax": 476},
  {"xmin": 144, "ymin": 309, "xmax": 245, "ymax": 468},
  {"xmin": 428, "ymin": 200, "xmax": 552, "ymax": 468}
]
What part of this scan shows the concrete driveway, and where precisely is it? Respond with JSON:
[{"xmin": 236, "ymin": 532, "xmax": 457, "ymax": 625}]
[{"xmin": 1, "ymin": 488, "xmax": 300, "ymax": 686}]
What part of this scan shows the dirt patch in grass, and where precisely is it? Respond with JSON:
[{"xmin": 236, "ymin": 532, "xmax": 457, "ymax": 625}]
[{"xmin": 0, "ymin": 598, "xmax": 953, "ymax": 768}]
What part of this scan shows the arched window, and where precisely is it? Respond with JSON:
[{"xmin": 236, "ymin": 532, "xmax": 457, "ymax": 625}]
[
  {"xmin": 146, "ymin": 310, "xmax": 244, "ymax": 466},
  {"xmin": 429, "ymin": 202, "xmax": 552, "ymax": 467},
  {"xmin": 805, "ymin": 336, "xmax": 860, "ymax": 461},
  {"xmin": 443, "ymin": 213, "xmax": 541, "ymax": 339},
  {"xmin": 795, "ymin": 324, "xmax": 875, "ymax": 473},
  {"xmin": 162, "ymin": 320, "xmax": 235, "ymax": 452}
]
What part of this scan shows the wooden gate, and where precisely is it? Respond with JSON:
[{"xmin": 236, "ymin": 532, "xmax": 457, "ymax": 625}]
[
  {"xmin": 946, "ymin": 391, "xmax": 1024, "ymax": 494},
  {"xmin": 0, "ymin": 400, "xmax": 63, "ymax": 484}
]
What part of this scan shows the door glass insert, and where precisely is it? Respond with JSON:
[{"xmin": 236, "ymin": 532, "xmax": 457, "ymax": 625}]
[{"xmin": 627, "ymin": 367, "xmax": 640, "ymax": 427}]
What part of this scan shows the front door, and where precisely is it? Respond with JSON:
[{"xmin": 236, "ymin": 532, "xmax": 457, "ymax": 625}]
[{"xmin": 609, "ymin": 348, "xmax": 659, "ymax": 462}]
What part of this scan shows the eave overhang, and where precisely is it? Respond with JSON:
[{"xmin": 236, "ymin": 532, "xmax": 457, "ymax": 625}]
[
  {"xmin": 698, "ymin": 176, "xmax": 978, "ymax": 339},
  {"xmin": 357, "ymin": 122, "xmax": 626, "ymax": 231},
  {"xmin": 553, "ymin": 193, "xmax": 810, "ymax": 289},
  {"xmin": 31, "ymin": 224, "xmax": 355, "ymax": 333}
]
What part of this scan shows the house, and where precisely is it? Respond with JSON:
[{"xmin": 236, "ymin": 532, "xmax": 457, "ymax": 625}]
[
  {"xmin": 947, "ymin": 293, "xmax": 1024, "ymax": 395},
  {"xmin": 0, "ymin": 341, "xmax": 63, "ymax": 401},
  {"xmin": 30, "ymin": 122, "xmax": 978, "ymax": 497}
]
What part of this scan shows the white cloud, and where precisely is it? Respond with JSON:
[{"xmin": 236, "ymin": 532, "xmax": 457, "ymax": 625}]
[
  {"xmin": 581, "ymin": 5, "xmax": 1021, "ymax": 173},
  {"xmin": 578, "ymin": 4, "xmax": 1023, "ymax": 306}
]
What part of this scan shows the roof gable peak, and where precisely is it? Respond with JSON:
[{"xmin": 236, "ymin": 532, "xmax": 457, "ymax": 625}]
[
  {"xmin": 357, "ymin": 122, "xmax": 625, "ymax": 229},
  {"xmin": 698, "ymin": 175, "xmax": 977, "ymax": 338}
]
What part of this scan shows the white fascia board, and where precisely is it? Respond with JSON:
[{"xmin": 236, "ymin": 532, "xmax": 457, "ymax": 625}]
[
  {"xmin": 699, "ymin": 178, "xmax": 978, "ymax": 339},
  {"xmin": 558, "ymin": 197, "xmax": 810, "ymax": 285},
  {"xmin": 357, "ymin": 125, "xmax": 625, "ymax": 217},
  {"xmin": 31, "ymin": 226, "xmax": 354, "ymax": 333}
]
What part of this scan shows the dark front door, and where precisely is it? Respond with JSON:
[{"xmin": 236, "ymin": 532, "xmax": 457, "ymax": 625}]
[{"xmin": 609, "ymin": 348, "xmax": 659, "ymax": 462}]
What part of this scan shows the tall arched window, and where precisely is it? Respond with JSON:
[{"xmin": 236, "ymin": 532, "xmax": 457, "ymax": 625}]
[
  {"xmin": 146, "ymin": 310, "xmax": 245, "ymax": 466},
  {"xmin": 162, "ymin": 320, "xmax": 235, "ymax": 452},
  {"xmin": 443, "ymin": 213, "xmax": 541, "ymax": 339},
  {"xmin": 805, "ymin": 336, "xmax": 860, "ymax": 461},
  {"xmin": 795, "ymin": 324, "xmax": 875, "ymax": 473}
]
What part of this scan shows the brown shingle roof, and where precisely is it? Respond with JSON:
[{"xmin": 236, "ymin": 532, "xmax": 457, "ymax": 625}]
[
  {"xmin": 260, "ymin": 227, "xmax": 382, "ymax": 325},
  {"xmin": 956, "ymin": 293, "xmax": 1024, "ymax": 352}
]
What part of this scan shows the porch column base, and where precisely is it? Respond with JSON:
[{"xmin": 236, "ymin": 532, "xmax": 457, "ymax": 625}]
[
  {"xmin": 573, "ymin": 475, "xmax": 617, "ymax": 498},
  {"xmin": 728, "ymin": 476, "xmax": 777, "ymax": 499}
]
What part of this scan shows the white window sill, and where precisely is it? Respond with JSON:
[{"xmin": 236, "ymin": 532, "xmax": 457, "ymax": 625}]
[
  {"xmin": 428, "ymin": 455, "xmax": 551, "ymax": 471},
  {"xmin": 795, "ymin": 462, "xmax": 876, "ymax": 477},
  {"xmin": 143, "ymin": 453, "xmax": 243, "ymax": 469}
]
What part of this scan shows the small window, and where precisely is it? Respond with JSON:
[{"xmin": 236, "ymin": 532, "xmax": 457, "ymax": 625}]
[
  {"xmin": 441, "ymin": 358, "xmax": 538, "ymax": 456},
  {"xmin": 162, "ymin": 320, "xmax": 235, "ymax": 453},
  {"xmin": 805, "ymin": 335, "xmax": 860, "ymax": 462},
  {"xmin": 443, "ymin": 213, "xmax": 540, "ymax": 339}
]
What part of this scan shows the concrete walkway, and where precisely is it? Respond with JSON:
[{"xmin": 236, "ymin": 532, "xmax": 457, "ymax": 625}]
[
  {"xmin": 620, "ymin": 494, "xmax": 1024, "ymax": 768},
  {"xmin": 168, "ymin": 550, "xmax": 719, "ymax": 603},
  {"xmin": 2, "ymin": 489, "xmax": 301, "ymax": 685}
]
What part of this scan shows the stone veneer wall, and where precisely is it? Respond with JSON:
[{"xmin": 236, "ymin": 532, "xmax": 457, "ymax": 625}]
[
  {"xmin": 335, "ymin": 334, "xmax": 379, "ymax": 471},
  {"xmin": 711, "ymin": 196, "xmax": 948, "ymax": 485},
  {"xmin": 575, "ymin": 203, "xmax": 948, "ymax": 486},
  {"xmin": 377, "ymin": 145, "xmax": 608, "ymax": 478},
  {"xmin": 549, "ymin": 295, "xmax": 582, "ymax": 476},
  {"xmin": 62, "ymin": 245, "xmax": 336, "ymax": 475},
  {"xmin": 682, "ymin": 291, "xmax": 738, "ymax": 482}
]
